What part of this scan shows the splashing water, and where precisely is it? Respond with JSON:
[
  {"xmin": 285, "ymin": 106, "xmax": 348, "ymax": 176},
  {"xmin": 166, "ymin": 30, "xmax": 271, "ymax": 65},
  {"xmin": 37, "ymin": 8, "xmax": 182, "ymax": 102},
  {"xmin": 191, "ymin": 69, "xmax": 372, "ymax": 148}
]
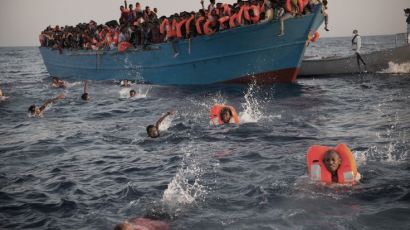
[
  {"xmin": 158, "ymin": 115, "xmax": 173, "ymax": 132},
  {"xmin": 379, "ymin": 62, "xmax": 410, "ymax": 74},
  {"xmin": 119, "ymin": 85, "xmax": 151, "ymax": 99},
  {"xmin": 239, "ymin": 82, "xmax": 263, "ymax": 123},
  {"xmin": 162, "ymin": 146, "xmax": 207, "ymax": 210}
]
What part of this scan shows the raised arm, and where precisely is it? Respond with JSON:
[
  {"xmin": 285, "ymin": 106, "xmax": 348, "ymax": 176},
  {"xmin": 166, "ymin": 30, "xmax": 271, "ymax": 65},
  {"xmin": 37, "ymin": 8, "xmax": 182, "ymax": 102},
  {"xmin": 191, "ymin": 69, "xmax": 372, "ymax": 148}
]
[
  {"xmin": 83, "ymin": 81, "xmax": 88, "ymax": 94},
  {"xmin": 124, "ymin": 0, "xmax": 128, "ymax": 9},
  {"xmin": 155, "ymin": 111, "xmax": 174, "ymax": 128},
  {"xmin": 40, "ymin": 94, "xmax": 65, "ymax": 112},
  {"xmin": 200, "ymin": 0, "xmax": 205, "ymax": 11}
]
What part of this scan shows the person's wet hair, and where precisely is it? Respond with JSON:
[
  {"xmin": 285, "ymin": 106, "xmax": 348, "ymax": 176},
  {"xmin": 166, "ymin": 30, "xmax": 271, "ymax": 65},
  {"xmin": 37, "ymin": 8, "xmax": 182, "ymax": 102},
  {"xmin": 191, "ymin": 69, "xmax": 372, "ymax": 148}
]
[
  {"xmin": 220, "ymin": 107, "xmax": 232, "ymax": 117},
  {"xmin": 81, "ymin": 93, "xmax": 89, "ymax": 100},
  {"xmin": 28, "ymin": 105, "xmax": 36, "ymax": 113}
]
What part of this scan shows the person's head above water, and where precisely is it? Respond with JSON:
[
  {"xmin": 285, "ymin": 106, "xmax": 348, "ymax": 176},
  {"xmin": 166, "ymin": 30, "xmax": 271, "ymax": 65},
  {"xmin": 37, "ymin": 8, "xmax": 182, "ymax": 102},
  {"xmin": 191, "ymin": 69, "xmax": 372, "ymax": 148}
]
[
  {"xmin": 81, "ymin": 93, "xmax": 90, "ymax": 101},
  {"xmin": 219, "ymin": 107, "xmax": 233, "ymax": 124},
  {"xmin": 129, "ymin": 89, "xmax": 136, "ymax": 97},
  {"xmin": 323, "ymin": 150, "xmax": 342, "ymax": 174},
  {"xmin": 28, "ymin": 104, "xmax": 38, "ymax": 115},
  {"xmin": 146, "ymin": 125, "xmax": 159, "ymax": 138},
  {"xmin": 353, "ymin": 29, "xmax": 358, "ymax": 35}
]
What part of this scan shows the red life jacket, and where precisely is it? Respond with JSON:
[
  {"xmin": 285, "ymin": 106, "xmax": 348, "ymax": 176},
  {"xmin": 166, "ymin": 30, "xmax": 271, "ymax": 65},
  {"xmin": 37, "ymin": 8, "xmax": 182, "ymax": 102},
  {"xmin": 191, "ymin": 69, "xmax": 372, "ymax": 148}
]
[
  {"xmin": 195, "ymin": 16, "xmax": 206, "ymax": 35},
  {"xmin": 176, "ymin": 19, "xmax": 188, "ymax": 39},
  {"xmin": 185, "ymin": 15, "xmax": 195, "ymax": 37},
  {"xmin": 307, "ymin": 144, "xmax": 359, "ymax": 184}
]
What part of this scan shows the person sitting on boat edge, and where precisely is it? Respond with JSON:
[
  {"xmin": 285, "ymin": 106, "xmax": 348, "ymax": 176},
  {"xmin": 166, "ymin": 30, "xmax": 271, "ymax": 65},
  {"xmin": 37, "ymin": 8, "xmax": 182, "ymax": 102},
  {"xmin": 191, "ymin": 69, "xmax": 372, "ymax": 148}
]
[
  {"xmin": 51, "ymin": 77, "xmax": 67, "ymax": 88},
  {"xmin": 81, "ymin": 81, "xmax": 91, "ymax": 101},
  {"xmin": 28, "ymin": 94, "xmax": 65, "ymax": 118},
  {"xmin": 210, "ymin": 104, "xmax": 240, "ymax": 125},
  {"xmin": 146, "ymin": 111, "xmax": 175, "ymax": 138},
  {"xmin": 307, "ymin": 143, "xmax": 361, "ymax": 184}
]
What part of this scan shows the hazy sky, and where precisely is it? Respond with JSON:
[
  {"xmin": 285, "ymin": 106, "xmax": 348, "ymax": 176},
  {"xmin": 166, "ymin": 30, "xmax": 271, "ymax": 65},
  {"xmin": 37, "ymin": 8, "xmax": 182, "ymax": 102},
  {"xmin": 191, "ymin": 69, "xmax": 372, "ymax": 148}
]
[{"xmin": 0, "ymin": 0, "xmax": 408, "ymax": 46}]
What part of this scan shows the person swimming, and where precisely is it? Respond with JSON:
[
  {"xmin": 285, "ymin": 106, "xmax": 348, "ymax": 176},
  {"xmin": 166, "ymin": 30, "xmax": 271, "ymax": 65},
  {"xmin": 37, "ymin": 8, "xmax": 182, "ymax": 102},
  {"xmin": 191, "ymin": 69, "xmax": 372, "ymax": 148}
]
[
  {"xmin": 114, "ymin": 208, "xmax": 170, "ymax": 230},
  {"xmin": 51, "ymin": 77, "xmax": 67, "ymax": 88},
  {"xmin": 146, "ymin": 111, "xmax": 175, "ymax": 138},
  {"xmin": 129, "ymin": 89, "xmax": 136, "ymax": 98},
  {"xmin": 81, "ymin": 81, "xmax": 91, "ymax": 100},
  {"xmin": 0, "ymin": 88, "xmax": 8, "ymax": 101},
  {"xmin": 121, "ymin": 79, "xmax": 130, "ymax": 87},
  {"xmin": 307, "ymin": 144, "xmax": 361, "ymax": 184},
  {"xmin": 28, "ymin": 94, "xmax": 65, "ymax": 117},
  {"xmin": 210, "ymin": 104, "xmax": 239, "ymax": 125}
]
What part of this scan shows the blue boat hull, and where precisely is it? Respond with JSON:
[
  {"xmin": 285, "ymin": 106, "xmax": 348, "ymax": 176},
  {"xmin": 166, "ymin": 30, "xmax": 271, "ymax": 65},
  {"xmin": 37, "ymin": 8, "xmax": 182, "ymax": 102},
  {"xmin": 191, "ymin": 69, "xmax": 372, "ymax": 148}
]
[{"xmin": 40, "ymin": 5, "xmax": 324, "ymax": 85}]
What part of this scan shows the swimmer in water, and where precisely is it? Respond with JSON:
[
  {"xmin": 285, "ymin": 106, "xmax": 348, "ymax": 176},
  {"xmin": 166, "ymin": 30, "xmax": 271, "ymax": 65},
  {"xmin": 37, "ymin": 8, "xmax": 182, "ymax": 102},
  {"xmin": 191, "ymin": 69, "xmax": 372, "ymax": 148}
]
[
  {"xmin": 0, "ymin": 88, "xmax": 8, "ymax": 101},
  {"xmin": 121, "ymin": 79, "xmax": 130, "ymax": 87},
  {"xmin": 114, "ymin": 210, "xmax": 170, "ymax": 230},
  {"xmin": 210, "ymin": 105, "xmax": 239, "ymax": 125},
  {"xmin": 28, "ymin": 94, "xmax": 65, "ymax": 117},
  {"xmin": 81, "ymin": 81, "xmax": 90, "ymax": 101},
  {"xmin": 323, "ymin": 149, "xmax": 361, "ymax": 183},
  {"xmin": 129, "ymin": 89, "xmax": 136, "ymax": 98},
  {"xmin": 51, "ymin": 77, "xmax": 67, "ymax": 88},
  {"xmin": 146, "ymin": 111, "xmax": 175, "ymax": 138}
]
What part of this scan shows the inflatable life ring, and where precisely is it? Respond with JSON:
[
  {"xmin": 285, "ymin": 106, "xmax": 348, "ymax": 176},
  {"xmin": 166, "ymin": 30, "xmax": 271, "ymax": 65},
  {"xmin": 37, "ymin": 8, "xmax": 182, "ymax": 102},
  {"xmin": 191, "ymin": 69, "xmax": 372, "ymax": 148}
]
[
  {"xmin": 117, "ymin": 41, "xmax": 132, "ymax": 52},
  {"xmin": 311, "ymin": 31, "xmax": 320, "ymax": 42},
  {"xmin": 210, "ymin": 104, "xmax": 239, "ymax": 125},
  {"xmin": 306, "ymin": 144, "xmax": 358, "ymax": 184}
]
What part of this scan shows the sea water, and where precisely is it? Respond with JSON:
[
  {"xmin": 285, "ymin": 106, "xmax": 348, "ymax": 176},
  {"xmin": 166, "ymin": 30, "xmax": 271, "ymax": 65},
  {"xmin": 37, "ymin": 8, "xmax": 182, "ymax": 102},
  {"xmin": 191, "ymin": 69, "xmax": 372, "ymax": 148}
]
[{"xmin": 0, "ymin": 36, "xmax": 409, "ymax": 229}]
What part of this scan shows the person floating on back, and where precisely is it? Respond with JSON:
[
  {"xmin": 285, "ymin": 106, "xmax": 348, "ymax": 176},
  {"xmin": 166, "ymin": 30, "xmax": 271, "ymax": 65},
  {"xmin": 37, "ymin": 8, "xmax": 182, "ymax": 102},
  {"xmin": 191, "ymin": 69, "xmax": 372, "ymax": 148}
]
[
  {"xmin": 307, "ymin": 143, "xmax": 361, "ymax": 184},
  {"xmin": 352, "ymin": 29, "xmax": 368, "ymax": 73},
  {"xmin": 81, "ymin": 81, "xmax": 91, "ymax": 100},
  {"xmin": 28, "ymin": 94, "xmax": 65, "ymax": 118},
  {"xmin": 51, "ymin": 77, "xmax": 67, "ymax": 88},
  {"xmin": 146, "ymin": 111, "xmax": 175, "ymax": 138},
  {"xmin": 210, "ymin": 104, "xmax": 239, "ymax": 125}
]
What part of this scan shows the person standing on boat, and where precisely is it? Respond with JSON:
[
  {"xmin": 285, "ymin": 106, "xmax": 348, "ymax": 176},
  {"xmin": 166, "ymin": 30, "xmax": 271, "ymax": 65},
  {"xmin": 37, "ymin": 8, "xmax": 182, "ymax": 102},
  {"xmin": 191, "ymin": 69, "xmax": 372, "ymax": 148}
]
[{"xmin": 352, "ymin": 29, "xmax": 367, "ymax": 73}]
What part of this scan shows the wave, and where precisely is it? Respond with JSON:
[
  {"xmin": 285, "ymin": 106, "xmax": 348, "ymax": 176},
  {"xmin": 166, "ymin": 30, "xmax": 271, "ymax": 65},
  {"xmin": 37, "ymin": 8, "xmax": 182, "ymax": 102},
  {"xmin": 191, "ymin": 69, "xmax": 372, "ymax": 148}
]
[{"xmin": 379, "ymin": 62, "xmax": 410, "ymax": 74}]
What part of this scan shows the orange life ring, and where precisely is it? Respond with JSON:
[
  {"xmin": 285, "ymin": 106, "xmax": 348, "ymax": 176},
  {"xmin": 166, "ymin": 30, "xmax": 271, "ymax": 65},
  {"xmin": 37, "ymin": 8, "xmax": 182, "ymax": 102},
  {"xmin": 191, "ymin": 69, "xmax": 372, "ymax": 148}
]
[
  {"xmin": 117, "ymin": 41, "xmax": 132, "ymax": 52},
  {"xmin": 185, "ymin": 15, "xmax": 195, "ymax": 37},
  {"xmin": 311, "ymin": 31, "xmax": 320, "ymax": 42},
  {"xmin": 307, "ymin": 144, "xmax": 358, "ymax": 184},
  {"xmin": 210, "ymin": 104, "xmax": 240, "ymax": 125}
]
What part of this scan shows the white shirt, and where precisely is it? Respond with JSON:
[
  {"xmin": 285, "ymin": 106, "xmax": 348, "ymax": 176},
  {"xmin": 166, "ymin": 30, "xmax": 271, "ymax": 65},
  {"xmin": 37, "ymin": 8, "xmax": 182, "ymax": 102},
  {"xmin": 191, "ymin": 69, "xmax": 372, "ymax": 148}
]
[{"xmin": 352, "ymin": 34, "xmax": 362, "ymax": 53}]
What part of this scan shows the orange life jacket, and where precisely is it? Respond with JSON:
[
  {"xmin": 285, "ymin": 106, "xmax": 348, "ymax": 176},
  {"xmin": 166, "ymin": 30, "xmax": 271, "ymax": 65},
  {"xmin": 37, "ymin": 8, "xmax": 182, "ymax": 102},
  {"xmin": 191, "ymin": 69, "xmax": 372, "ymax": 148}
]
[
  {"xmin": 195, "ymin": 16, "xmax": 206, "ymax": 35},
  {"xmin": 285, "ymin": 0, "xmax": 301, "ymax": 13},
  {"xmin": 250, "ymin": 5, "xmax": 260, "ymax": 24},
  {"xmin": 117, "ymin": 41, "xmax": 132, "ymax": 52},
  {"xmin": 223, "ymin": 4, "xmax": 232, "ymax": 16},
  {"xmin": 185, "ymin": 15, "xmax": 195, "ymax": 37},
  {"xmin": 160, "ymin": 19, "xmax": 169, "ymax": 35},
  {"xmin": 210, "ymin": 104, "xmax": 240, "ymax": 125},
  {"xmin": 176, "ymin": 19, "xmax": 188, "ymax": 39},
  {"xmin": 218, "ymin": 16, "xmax": 230, "ymax": 30},
  {"xmin": 243, "ymin": 5, "xmax": 251, "ymax": 23},
  {"xmin": 229, "ymin": 13, "xmax": 238, "ymax": 28},
  {"xmin": 307, "ymin": 144, "xmax": 359, "ymax": 184},
  {"xmin": 203, "ymin": 20, "xmax": 214, "ymax": 35},
  {"xmin": 113, "ymin": 31, "xmax": 119, "ymax": 44}
]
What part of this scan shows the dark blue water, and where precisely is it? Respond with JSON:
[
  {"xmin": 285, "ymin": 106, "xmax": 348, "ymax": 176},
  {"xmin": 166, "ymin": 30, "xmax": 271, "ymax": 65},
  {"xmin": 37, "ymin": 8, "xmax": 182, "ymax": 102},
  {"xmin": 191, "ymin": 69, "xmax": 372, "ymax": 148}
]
[{"xmin": 1, "ymin": 40, "xmax": 410, "ymax": 230}]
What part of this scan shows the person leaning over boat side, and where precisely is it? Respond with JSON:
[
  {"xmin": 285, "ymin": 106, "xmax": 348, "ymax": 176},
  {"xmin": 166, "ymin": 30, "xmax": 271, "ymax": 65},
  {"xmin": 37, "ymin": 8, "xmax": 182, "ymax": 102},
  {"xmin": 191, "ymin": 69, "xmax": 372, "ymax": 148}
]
[
  {"xmin": 28, "ymin": 94, "xmax": 65, "ymax": 118},
  {"xmin": 146, "ymin": 111, "xmax": 175, "ymax": 138},
  {"xmin": 81, "ymin": 81, "xmax": 91, "ymax": 101},
  {"xmin": 352, "ymin": 29, "xmax": 368, "ymax": 73}
]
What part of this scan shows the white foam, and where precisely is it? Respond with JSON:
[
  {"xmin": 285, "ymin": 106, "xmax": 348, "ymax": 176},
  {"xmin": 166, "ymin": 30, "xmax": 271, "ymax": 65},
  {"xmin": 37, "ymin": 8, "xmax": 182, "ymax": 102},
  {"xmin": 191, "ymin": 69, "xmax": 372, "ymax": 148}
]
[
  {"xmin": 379, "ymin": 62, "xmax": 410, "ymax": 74},
  {"xmin": 0, "ymin": 96, "xmax": 9, "ymax": 101},
  {"xmin": 239, "ymin": 82, "xmax": 263, "ymax": 123},
  {"xmin": 158, "ymin": 115, "xmax": 173, "ymax": 132},
  {"xmin": 162, "ymin": 146, "xmax": 207, "ymax": 209}
]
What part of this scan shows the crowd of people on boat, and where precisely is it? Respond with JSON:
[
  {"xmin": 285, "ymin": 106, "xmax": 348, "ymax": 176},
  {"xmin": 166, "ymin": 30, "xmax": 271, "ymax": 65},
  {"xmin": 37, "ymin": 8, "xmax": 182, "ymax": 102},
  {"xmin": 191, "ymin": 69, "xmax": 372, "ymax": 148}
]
[{"xmin": 39, "ymin": 0, "xmax": 328, "ymax": 51}]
